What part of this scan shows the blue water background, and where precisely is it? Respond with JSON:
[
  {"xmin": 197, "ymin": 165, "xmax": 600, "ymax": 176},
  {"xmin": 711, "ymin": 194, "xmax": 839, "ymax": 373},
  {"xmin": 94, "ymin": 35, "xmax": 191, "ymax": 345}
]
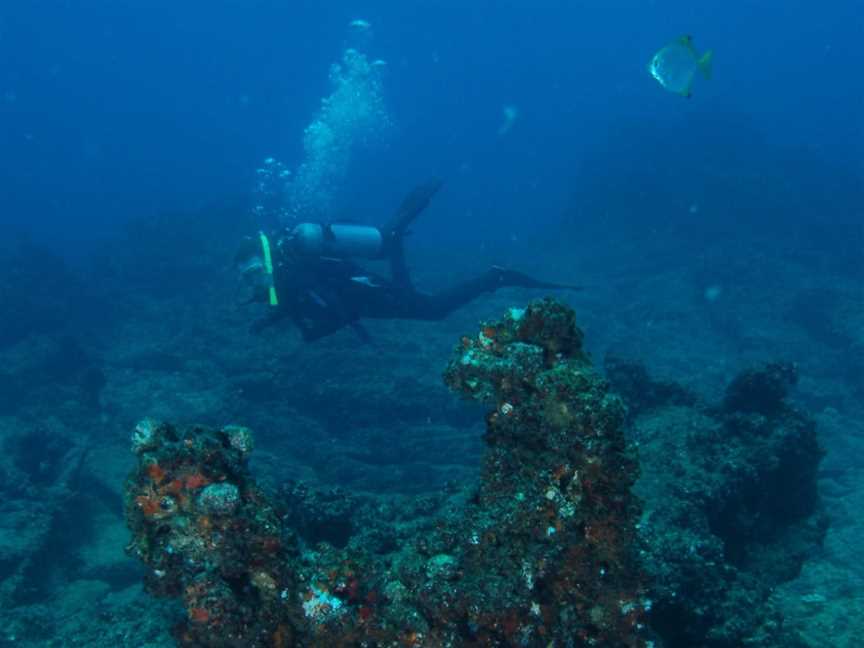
[{"xmin": 2, "ymin": 1, "xmax": 861, "ymax": 256}]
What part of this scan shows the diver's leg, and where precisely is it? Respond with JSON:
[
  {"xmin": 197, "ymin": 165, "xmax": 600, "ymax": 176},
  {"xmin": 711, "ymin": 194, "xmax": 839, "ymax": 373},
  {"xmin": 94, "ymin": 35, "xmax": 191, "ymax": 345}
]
[
  {"xmin": 388, "ymin": 236, "xmax": 413, "ymax": 290},
  {"xmin": 395, "ymin": 268, "xmax": 509, "ymax": 320},
  {"xmin": 398, "ymin": 267, "xmax": 583, "ymax": 320},
  {"xmin": 383, "ymin": 179, "xmax": 444, "ymax": 289}
]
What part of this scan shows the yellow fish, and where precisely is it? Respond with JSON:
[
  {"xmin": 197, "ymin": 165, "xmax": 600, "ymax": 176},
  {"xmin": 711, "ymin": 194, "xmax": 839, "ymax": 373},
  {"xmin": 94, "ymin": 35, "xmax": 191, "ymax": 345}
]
[{"xmin": 648, "ymin": 35, "xmax": 713, "ymax": 98}]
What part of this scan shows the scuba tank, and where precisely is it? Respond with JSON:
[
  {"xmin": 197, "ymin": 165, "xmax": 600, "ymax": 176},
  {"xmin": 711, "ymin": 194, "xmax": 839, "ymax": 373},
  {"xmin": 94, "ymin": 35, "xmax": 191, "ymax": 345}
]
[{"xmin": 288, "ymin": 223, "xmax": 385, "ymax": 259}]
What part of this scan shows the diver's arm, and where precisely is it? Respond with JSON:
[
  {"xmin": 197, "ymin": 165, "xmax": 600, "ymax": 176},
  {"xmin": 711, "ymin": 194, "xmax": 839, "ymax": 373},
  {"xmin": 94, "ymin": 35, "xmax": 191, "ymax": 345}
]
[
  {"xmin": 349, "ymin": 321, "xmax": 373, "ymax": 344},
  {"xmin": 250, "ymin": 304, "xmax": 339, "ymax": 342},
  {"xmin": 292, "ymin": 315, "xmax": 318, "ymax": 342},
  {"xmin": 292, "ymin": 313, "xmax": 347, "ymax": 343},
  {"xmin": 249, "ymin": 306, "xmax": 291, "ymax": 335},
  {"xmin": 294, "ymin": 317, "xmax": 373, "ymax": 344}
]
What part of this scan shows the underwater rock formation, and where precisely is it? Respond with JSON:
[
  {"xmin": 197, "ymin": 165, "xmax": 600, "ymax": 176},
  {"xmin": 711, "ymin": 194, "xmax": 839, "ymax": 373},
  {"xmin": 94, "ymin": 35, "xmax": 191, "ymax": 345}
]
[
  {"xmin": 0, "ymin": 426, "xmax": 89, "ymax": 607},
  {"xmin": 722, "ymin": 361, "xmax": 798, "ymax": 416},
  {"xmin": 0, "ymin": 334, "xmax": 107, "ymax": 417},
  {"xmin": 614, "ymin": 359, "xmax": 825, "ymax": 647},
  {"xmin": 124, "ymin": 299, "xmax": 648, "ymax": 646},
  {"xmin": 604, "ymin": 354, "xmax": 697, "ymax": 417}
]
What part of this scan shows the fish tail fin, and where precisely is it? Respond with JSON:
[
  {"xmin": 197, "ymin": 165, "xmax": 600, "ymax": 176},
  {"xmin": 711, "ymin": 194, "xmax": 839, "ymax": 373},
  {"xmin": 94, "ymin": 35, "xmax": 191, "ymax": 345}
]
[{"xmin": 698, "ymin": 50, "xmax": 714, "ymax": 80}]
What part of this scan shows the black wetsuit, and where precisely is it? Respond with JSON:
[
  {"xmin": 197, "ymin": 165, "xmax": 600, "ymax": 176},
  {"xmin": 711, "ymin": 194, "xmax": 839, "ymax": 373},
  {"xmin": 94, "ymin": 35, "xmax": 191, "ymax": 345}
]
[
  {"xmin": 254, "ymin": 181, "xmax": 577, "ymax": 342},
  {"xmin": 266, "ymin": 246, "xmax": 546, "ymax": 342}
]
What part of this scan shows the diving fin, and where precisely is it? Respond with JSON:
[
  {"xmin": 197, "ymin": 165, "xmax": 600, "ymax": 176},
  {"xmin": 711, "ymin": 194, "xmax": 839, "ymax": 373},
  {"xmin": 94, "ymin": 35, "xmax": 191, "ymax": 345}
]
[
  {"xmin": 387, "ymin": 178, "xmax": 444, "ymax": 235},
  {"xmin": 492, "ymin": 266, "xmax": 584, "ymax": 291}
]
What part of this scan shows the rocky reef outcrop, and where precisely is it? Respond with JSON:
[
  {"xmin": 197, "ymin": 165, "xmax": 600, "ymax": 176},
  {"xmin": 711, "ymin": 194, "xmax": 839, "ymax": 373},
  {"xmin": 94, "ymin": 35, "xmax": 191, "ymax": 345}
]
[
  {"xmin": 123, "ymin": 300, "xmax": 827, "ymax": 647},
  {"xmin": 0, "ymin": 425, "xmax": 89, "ymax": 607},
  {"xmin": 124, "ymin": 299, "xmax": 648, "ymax": 646},
  {"xmin": 609, "ymin": 359, "xmax": 826, "ymax": 647}
]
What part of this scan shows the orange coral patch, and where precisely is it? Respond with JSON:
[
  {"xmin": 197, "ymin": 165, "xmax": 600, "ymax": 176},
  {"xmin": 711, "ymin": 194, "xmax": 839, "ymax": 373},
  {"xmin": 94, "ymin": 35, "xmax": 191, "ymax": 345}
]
[
  {"xmin": 146, "ymin": 462, "xmax": 167, "ymax": 483},
  {"xmin": 166, "ymin": 478, "xmax": 184, "ymax": 495},
  {"xmin": 184, "ymin": 473, "xmax": 210, "ymax": 490},
  {"xmin": 189, "ymin": 607, "xmax": 210, "ymax": 623},
  {"xmin": 135, "ymin": 494, "xmax": 160, "ymax": 517}
]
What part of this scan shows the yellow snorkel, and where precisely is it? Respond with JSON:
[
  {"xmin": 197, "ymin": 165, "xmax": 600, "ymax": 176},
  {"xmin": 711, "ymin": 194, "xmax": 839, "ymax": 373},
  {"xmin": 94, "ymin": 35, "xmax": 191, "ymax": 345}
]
[{"xmin": 258, "ymin": 232, "xmax": 279, "ymax": 307}]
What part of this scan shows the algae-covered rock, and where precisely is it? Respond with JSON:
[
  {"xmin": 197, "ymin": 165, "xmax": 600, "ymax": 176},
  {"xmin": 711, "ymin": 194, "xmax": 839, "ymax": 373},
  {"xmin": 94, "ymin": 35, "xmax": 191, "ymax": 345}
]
[
  {"xmin": 124, "ymin": 300, "xmax": 649, "ymax": 647},
  {"xmin": 617, "ymin": 361, "xmax": 826, "ymax": 648}
]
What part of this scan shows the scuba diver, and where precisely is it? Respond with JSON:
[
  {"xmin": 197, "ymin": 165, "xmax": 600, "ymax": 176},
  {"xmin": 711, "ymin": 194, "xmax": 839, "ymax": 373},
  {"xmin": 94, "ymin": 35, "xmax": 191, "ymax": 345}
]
[{"xmin": 236, "ymin": 179, "xmax": 580, "ymax": 342}]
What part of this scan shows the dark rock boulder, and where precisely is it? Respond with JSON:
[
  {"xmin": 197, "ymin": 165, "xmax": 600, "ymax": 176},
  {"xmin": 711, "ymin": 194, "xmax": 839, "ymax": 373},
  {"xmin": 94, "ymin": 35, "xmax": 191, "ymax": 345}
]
[{"xmin": 625, "ymin": 362, "xmax": 825, "ymax": 647}]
